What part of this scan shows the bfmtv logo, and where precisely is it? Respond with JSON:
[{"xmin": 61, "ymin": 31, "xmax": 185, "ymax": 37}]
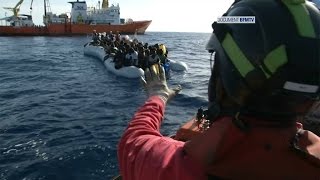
[{"xmin": 217, "ymin": 16, "xmax": 255, "ymax": 24}]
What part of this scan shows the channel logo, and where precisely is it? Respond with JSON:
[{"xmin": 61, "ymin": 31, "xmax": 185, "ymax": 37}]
[{"xmin": 217, "ymin": 16, "xmax": 255, "ymax": 24}]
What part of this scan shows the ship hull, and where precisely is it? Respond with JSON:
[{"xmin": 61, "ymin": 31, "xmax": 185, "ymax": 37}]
[{"xmin": 0, "ymin": 20, "xmax": 151, "ymax": 36}]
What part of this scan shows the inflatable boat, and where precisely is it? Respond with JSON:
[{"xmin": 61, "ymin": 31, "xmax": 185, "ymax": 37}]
[{"xmin": 83, "ymin": 43, "xmax": 188, "ymax": 78}]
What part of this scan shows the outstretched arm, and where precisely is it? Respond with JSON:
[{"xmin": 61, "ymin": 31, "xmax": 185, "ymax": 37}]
[{"xmin": 117, "ymin": 64, "xmax": 205, "ymax": 180}]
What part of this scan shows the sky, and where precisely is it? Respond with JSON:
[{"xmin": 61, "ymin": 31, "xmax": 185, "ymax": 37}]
[{"xmin": 0, "ymin": 0, "xmax": 234, "ymax": 33}]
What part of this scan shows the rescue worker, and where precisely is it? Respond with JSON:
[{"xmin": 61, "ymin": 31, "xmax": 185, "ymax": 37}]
[{"xmin": 118, "ymin": 0, "xmax": 320, "ymax": 179}]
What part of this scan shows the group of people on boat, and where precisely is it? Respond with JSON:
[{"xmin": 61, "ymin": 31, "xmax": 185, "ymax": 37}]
[
  {"xmin": 91, "ymin": 30, "xmax": 169, "ymax": 71},
  {"xmin": 117, "ymin": 0, "xmax": 320, "ymax": 179}
]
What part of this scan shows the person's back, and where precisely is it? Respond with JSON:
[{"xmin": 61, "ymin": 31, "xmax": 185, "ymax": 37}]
[
  {"xmin": 114, "ymin": 50, "xmax": 124, "ymax": 69},
  {"xmin": 92, "ymin": 30, "xmax": 100, "ymax": 45},
  {"xmin": 137, "ymin": 48, "xmax": 146, "ymax": 69},
  {"xmin": 143, "ymin": 49, "xmax": 150, "ymax": 69},
  {"xmin": 182, "ymin": 117, "xmax": 320, "ymax": 179},
  {"xmin": 118, "ymin": 0, "xmax": 320, "ymax": 179},
  {"xmin": 115, "ymin": 31, "xmax": 121, "ymax": 42},
  {"xmin": 132, "ymin": 50, "xmax": 139, "ymax": 67}
]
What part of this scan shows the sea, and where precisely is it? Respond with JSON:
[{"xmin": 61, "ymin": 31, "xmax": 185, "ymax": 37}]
[{"xmin": 0, "ymin": 32, "xmax": 213, "ymax": 180}]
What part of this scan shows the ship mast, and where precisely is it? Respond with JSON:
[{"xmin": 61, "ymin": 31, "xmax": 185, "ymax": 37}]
[
  {"xmin": 102, "ymin": 0, "xmax": 109, "ymax": 8},
  {"xmin": 43, "ymin": 0, "xmax": 52, "ymax": 25},
  {"xmin": 44, "ymin": 0, "xmax": 46, "ymax": 16},
  {"xmin": 44, "ymin": 0, "xmax": 52, "ymax": 16}
]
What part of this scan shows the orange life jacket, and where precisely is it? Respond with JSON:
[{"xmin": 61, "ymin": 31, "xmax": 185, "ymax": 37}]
[{"xmin": 177, "ymin": 117, "xmax": 320, "ymax": 179}]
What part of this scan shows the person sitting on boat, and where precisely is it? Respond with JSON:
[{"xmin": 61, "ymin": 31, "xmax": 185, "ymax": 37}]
[
  {"xmin": 159, "ymin": 44, "xmax": 169, "ymax": 58},
  {"xmin": 157, "ymin": 48, "xmax": 168, "ymax": 65},
  {"xmin": 117, "ymin": 0, "xmax": 320, "ymax": 179},
  {"xmin": 147, "ymin": 47, "xmax": 160, "ymax": 67},
  {"xmin": 122, "ymin": 35, "xmax": 132, "ymax": 44},
  {"xmin": 142, "ymin": 49, "xmax": 150, "ymax": 70},
  {"xmin": 143, "ymin": 43, "xmax": 149, "ymax": 49},
  {"xmin": 115, "ymin": 31, "xmax": 121, "ymax": 42},
  {"xmin": 132, "ymin": 49, "xmax": 139, "ymax": 67},
  {"xmin": 132, "ymin": 38, "xmax": 139, "ymax": 45},
  {"xmin": 114, "ymin": 49, "xmax": 125, "ymax": 69},
  {"xmin": 130, "ymin": 47, "xmax": 139, "ymax": 67},
  {"xmin": 105, "ymin": 42, "xmax": 114, "ymax": 53},
  {"xmin": 124, "ymin": 48, "xmax": 137, "ymax": 66},
  {"xmin": 101, "ymin": 33, "xmax": 110, "ymax": 43},
  {"xmin": 138, "ymin": 47, "xmax": 147, "ymax": 70},
  {"xmin": 114, "ymin": 40, "xmax": 120, "ymax": 49},
  {"xmin": 108, "ymin": 31, "xmax": 115, "ymax": 42},
  {"xmin": 110, "ymin": 46, "xmax": 118, "ymax": 56},
  {"xmin": 100, "ymin": 35, "xmax": 108, "ymax": 47},
  {"xmin": 91, "ymin": 30, "xmax": 100, "ymax": 45}
]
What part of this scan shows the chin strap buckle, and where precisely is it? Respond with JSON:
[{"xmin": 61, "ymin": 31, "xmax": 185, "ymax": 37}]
[{"xmin": 195, "ymin": 107, "xmax": 211, "ymax": 132}]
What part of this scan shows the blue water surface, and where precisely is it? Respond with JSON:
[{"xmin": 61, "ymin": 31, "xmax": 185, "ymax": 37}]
[{"xmin": 0, "ymin": 32, "xmax": 212, "ymax": 180}]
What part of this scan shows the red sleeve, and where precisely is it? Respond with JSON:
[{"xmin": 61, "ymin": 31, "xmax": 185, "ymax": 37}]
[{"xmin": 117, "ymin": 96, "xmax": 206, "ymax": 180}]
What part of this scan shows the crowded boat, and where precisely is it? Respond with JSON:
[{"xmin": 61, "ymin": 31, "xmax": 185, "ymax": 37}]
[{"xmin": 84, "ymin": 30, "xmax": 188, "ymax": 78}]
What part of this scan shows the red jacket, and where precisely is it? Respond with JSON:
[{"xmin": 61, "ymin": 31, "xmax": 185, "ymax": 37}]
[
  {"xmin": 118, "ymin": 96, "xmax": 206, "ymax": 180},
  {"xmin": 118, "ymin": 96, "xmax": 320, "ymax": 180}
]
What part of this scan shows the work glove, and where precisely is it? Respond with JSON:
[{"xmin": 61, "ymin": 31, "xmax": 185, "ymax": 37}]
[{"xmin": 141, "ymin": 63, "xmax": 182, "ymax": 103}]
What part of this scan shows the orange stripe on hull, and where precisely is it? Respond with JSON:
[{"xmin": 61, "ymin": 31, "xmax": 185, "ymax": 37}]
[{"xmin": 0, "ymin": 20, "xmax": 151, "ymax": 36}]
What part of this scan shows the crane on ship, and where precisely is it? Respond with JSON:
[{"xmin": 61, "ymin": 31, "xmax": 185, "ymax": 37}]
[
  {"xmin": 3, "ymin": 0, "xmax": 24, "ymax": 17},
  {"xmin": 30, "ymin": 0, "xmax": 34, "ymax": 10}
]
